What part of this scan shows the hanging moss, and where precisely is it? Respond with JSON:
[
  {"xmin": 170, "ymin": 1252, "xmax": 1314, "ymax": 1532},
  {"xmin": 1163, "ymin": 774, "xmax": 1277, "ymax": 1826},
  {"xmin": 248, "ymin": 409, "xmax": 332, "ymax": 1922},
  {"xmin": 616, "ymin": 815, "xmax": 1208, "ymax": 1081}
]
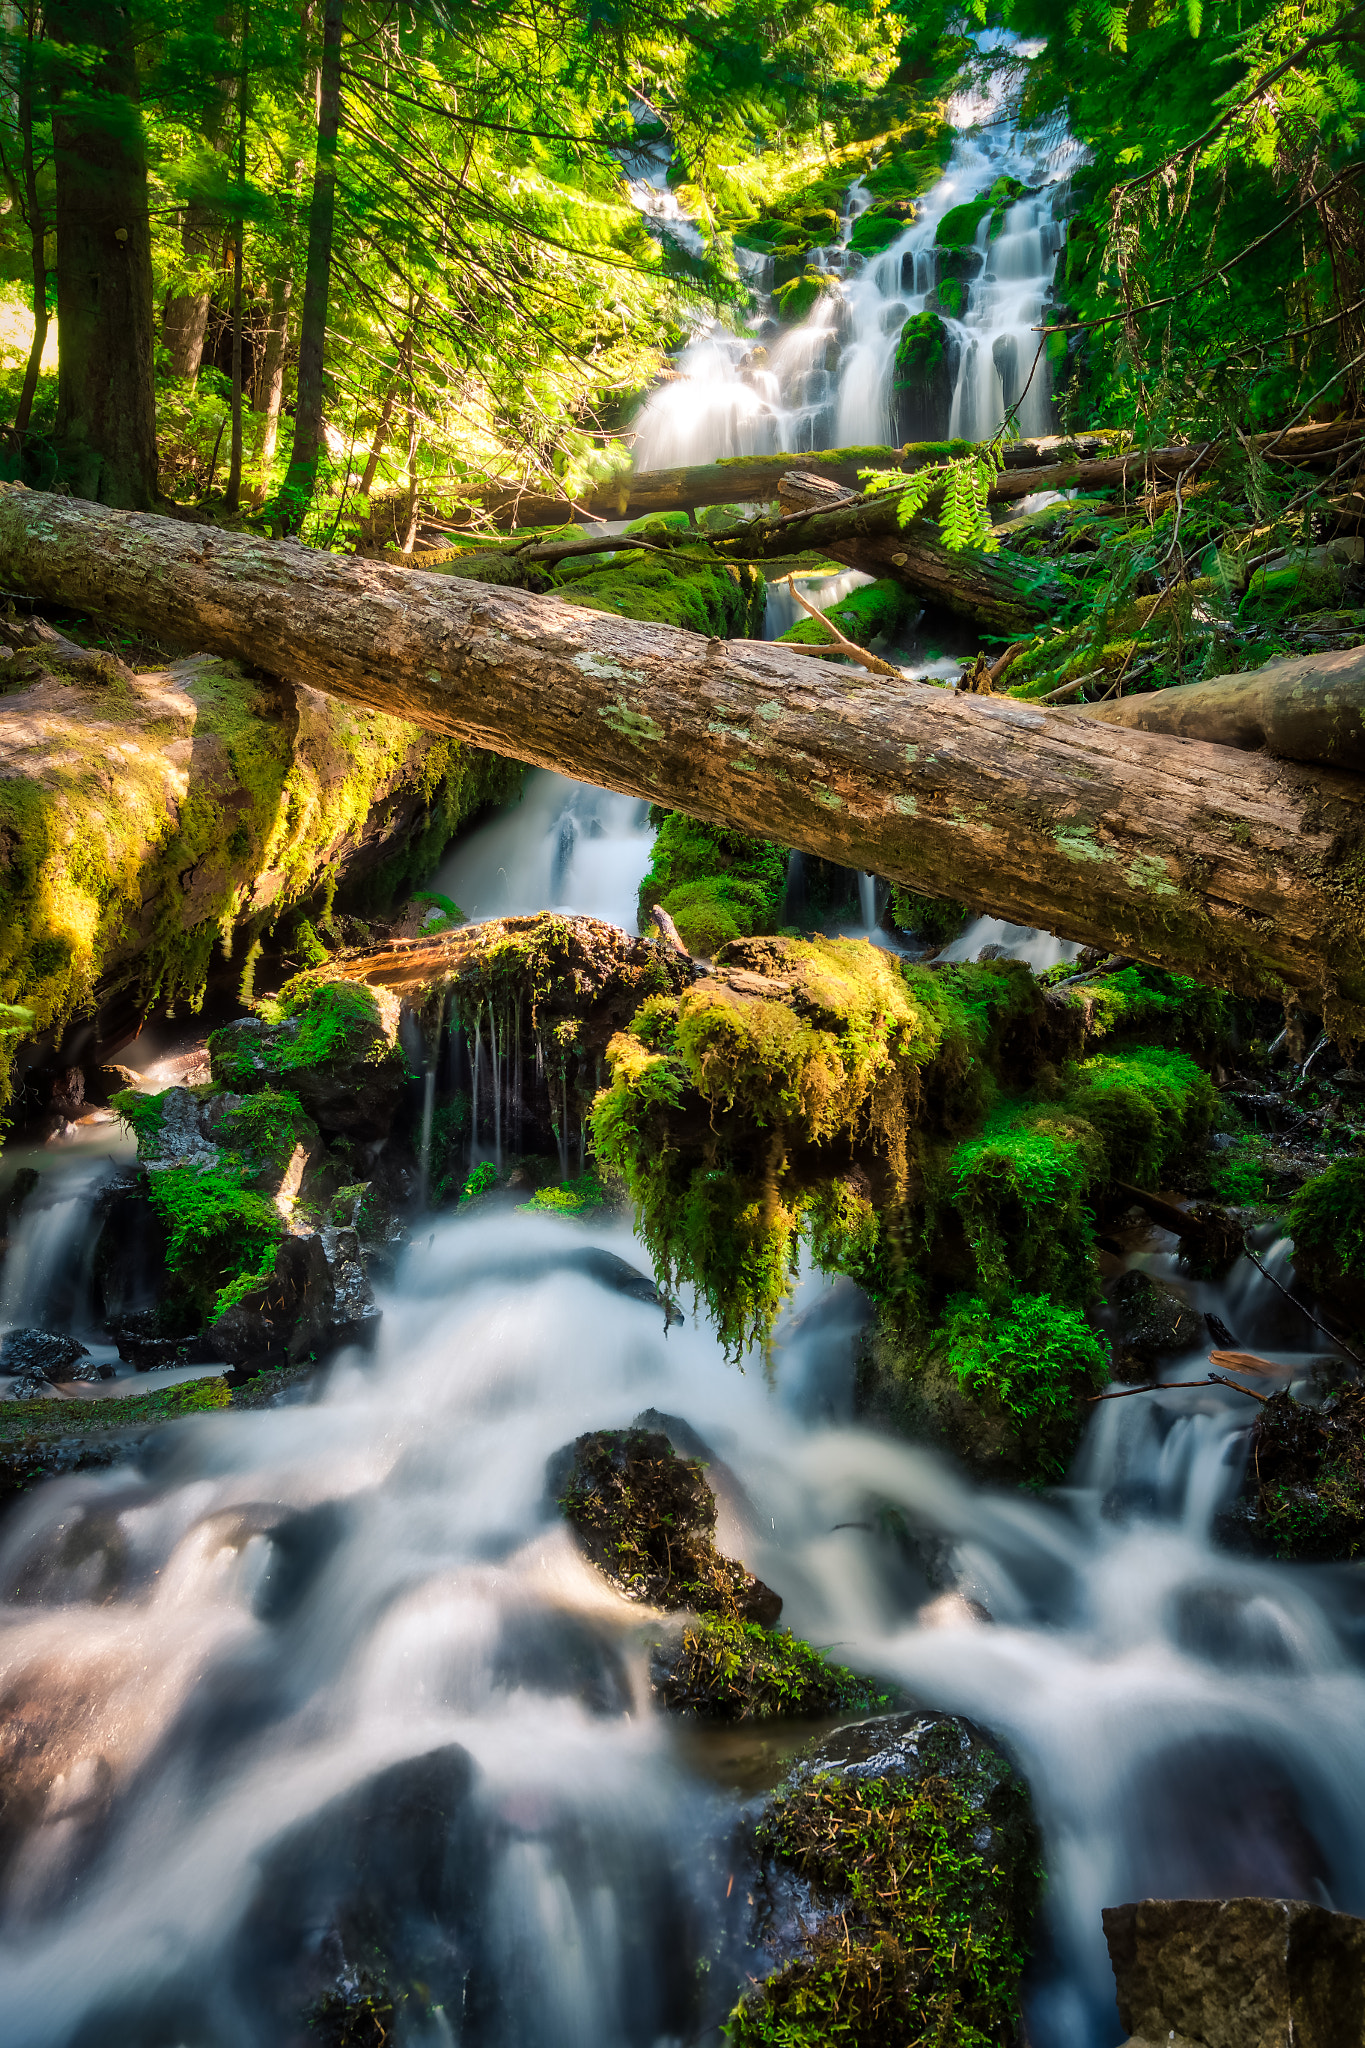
[{"xmin": 1058, "ymin": 963, "xmax": 1231, "ymax": 1050}]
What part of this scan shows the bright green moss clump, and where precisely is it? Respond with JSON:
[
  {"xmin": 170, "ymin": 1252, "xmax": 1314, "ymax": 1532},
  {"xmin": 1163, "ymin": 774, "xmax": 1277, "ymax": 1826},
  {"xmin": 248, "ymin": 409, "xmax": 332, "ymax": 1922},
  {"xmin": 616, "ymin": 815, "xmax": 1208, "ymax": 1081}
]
[
  {"xmin": 555, "ymin": 549, "xmax": 766, "ymax": 638},
  {"xmin": 728, "ymin": 1715, "xmax": 1038, "ymax": 2048},
  {"xmin": 653, "ymin": 1616, "xmax": 886, "ymax": 1722},
  {"xmin": 1288, "ymin": 1158, "xmax": 1365, "ymax": 1318},
  {"xmin": 143, "ymin": 1165, "xmax": 285, "ymax": 1323},
  {"xmin": 776, "ymin": 576, "xmax": 916, "ymax": 654},
  {"xmin": 892, "ymin": 309, "xmax": 948, "ymax": 389},
  {"xmin": 639, "ymin": 812, "xmax": 788, "ymax": 957}
]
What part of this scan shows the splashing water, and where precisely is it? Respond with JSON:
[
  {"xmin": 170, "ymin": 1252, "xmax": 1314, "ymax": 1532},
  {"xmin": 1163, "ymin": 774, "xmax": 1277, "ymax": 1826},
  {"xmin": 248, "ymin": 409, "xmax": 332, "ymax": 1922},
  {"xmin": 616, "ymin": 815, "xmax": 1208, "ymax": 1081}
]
[{"xmin": 0, "ymin": 1204, "xmax": 1358, "ymax": 2048}]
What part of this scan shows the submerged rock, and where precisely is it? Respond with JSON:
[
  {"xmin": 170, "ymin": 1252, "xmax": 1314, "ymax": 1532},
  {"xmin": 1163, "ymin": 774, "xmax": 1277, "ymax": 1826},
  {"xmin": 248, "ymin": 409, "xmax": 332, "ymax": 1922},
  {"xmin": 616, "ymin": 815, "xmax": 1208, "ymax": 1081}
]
[
  {"xmin": 1103, "ymin": 1895, "xmax": 1365, "ymax": 2048},
  {"xmin": 649, "ymin": 1614, "xmax": 885, "ymax": 1723},
  {"xmin": 729, "ymin": 1711, "xmax": 1039, "ymax": 2046},
  {"xmin": 553, "ymin": 1427, "xmax": 781, "ymax": 1624}
]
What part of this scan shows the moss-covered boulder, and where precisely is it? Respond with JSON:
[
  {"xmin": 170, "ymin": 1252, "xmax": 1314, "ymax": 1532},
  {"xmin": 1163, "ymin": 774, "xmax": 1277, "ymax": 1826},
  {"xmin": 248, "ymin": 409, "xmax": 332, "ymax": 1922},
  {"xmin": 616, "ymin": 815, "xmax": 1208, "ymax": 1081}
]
[
  {"xmin": 848, "ymin": 199, "xmax": 915, "ymax": 256},
  {"xmin": 728, "ymin": 1711, "xmax": 1039, "ymax": 2047},
  {"xmin": 774, "ymin": 269, "xmax": 833, "ymax": 323},
  {"xmin": 1288, "ymin": 1158, "xmax": 1365, "ymax": 1324},
  {"xmin": 1232, "ymin": 1386, "xmax": 1365, "ymax": 1560},
  {"xmin": 638, "ymin": 812, "xmax": 788, "ymax": 956},
  {"xmin": 553, "ymin": 548, "xmax": 767, "ymax": 639},
  {"xmin": 1109, "ymin": 1269, "xmax": 1203, "ymax": 1379},
  {"xmin": 891, "ymin": 310, "xmax": 959, "ymax": 443},
  {"xmin": 650, "ymin": 1614, "xmax": 885, "ymax": 1722},
  {"xmin": 860, "ymin": 1292, "xmax": 1110, "ymax": 1483},
  {"xmin": 209, "ymin": 977, "xmax": 407, "ymax": 1140},
  {"xmin": 775, "ymin": 576, "xmax": 917, "ymax": 657},
  {"xmin": 554, "ymin": 1427, "xmax": 781, "ymax": 1623}
]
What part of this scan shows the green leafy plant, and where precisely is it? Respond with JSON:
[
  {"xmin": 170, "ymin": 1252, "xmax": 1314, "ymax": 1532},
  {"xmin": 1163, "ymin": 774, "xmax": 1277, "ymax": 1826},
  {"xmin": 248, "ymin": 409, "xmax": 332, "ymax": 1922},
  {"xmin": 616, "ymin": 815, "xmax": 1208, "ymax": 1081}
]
[
  {"xmin": 461, "ymin": 1161, "xmax": 498, "ymax": 1201},
  {"xmin": 943, "ymin": 1292, "xmax": 1111, "ymax": 1424}
]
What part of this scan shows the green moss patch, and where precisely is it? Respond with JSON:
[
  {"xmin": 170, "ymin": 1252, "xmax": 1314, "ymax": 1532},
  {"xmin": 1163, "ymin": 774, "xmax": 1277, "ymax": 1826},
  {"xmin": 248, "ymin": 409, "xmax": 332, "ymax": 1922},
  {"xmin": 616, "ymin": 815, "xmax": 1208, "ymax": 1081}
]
[
  {"xmin": 651, "ymin": 1616, "xmax": 886, "ymax": 1722},
  {"xmin": 1288, "ymin": 1157, "xmax": 1365, "ymax": 1320},
  {"xmin": 553, "ymin": 550, "xmax": 766, "ymax": 639},
  {"xmin": 888, "ymin": 886, "xmax": 969, "ymax": 947},
  {"xmin": 639, "ymin": 812, "xmax": 788, "ymax": 957},
  {"xmin": 1243, "ymin": 1386, "xmax": 1365, "ymax": 1560},
  {"xmin": 728, "ymin": 1712, "xmax": 1038, "ymax": 2048},
  {"xmin": 892, "ymin": 310, "xmax": 949, "ymax": 391},
  {"xmin": 522, "ymin": 1170, "xmax": 611, "ymax": 1215},
  {"xmin": 776, "ymin": 577, "xmax": 916, "ymax": 653},
  {"xmin": 144, "ymin": 1165, "xmax": 285, "ymax": 1323}
]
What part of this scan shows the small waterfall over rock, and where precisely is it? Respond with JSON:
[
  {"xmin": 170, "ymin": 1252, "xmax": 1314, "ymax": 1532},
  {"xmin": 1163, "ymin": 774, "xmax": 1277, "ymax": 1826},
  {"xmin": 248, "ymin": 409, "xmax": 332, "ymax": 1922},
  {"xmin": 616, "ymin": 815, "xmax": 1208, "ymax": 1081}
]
[{"xmin": 630, "ymin": 35, "xmax": 1081, "ymax": 472}]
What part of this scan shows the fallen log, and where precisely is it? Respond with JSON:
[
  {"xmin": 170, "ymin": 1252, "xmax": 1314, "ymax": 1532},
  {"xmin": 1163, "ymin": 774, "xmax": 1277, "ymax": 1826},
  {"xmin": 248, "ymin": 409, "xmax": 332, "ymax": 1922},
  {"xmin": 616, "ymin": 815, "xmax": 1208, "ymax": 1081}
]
[
  {"xmin": 1076, "ymin": 648, "xmax": 1365, "ymax": 773},
  {"xmin": 1, "ymin": 484, "xmax": 1363, "ymax": 1037},
  {"xmin": 460, "ymin": 421, "xmax": 1357, "ymax": 528}
]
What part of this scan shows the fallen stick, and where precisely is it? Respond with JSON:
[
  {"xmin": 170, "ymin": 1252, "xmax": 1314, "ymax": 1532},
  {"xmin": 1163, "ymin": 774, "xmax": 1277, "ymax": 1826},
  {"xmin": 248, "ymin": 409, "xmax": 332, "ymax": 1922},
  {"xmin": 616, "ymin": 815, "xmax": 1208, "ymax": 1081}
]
[{"xmin": 784, "ymin": 576, "xmax": 902, "ymax": 679}]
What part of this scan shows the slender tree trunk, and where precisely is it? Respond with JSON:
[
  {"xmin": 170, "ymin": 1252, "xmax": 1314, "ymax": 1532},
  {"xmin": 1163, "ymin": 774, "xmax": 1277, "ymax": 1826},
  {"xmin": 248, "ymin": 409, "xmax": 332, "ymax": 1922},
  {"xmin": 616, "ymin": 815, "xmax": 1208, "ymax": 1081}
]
[
  {"xmin": 1, "ymin": 486, "xmax": 1362, "ymax": 1039},
  {"xmin": 254, "ymin": 269, "xmax": 292, "ymax": 465},
  {"xmin": 4, "ymin": 9, "xmax": 50, "ymax": 439},
  {"xmin": 279, "ymin": 0, "xmax": 343, "ymax": 527},
  {"xmin": 46, "ymin": 0, "xmax": 158, "ymax": 509},
  {"xmin": 161, "ymin": 202, "xmax": 218, "ymax": 381},
  {"xmin": 225, "ymin": 8, "xmax": 249, "ymax": 514},
  {"xmin": 400, "ymin": 329, "xmax": 419, "ymax": 553},
  {"xmin": 359, "ymin": 325, "xmax": 411, "ymax": 498}
]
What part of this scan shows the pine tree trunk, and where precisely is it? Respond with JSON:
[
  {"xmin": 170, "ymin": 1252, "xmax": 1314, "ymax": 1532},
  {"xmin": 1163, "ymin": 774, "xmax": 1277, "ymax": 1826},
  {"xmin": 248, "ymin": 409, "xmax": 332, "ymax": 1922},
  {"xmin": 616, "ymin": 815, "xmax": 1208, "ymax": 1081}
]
[
  {"xmin": 162, "ymin": 202, "xmax": 219, "ymax": 381},
  {"xmin": 1, "ymin": 486, "xmax": 1362, "ymax": 1037},
  {"xmin": 46, "ymin": 0, "xmax": 158, "ymax": 509},
  {"xmin": 9, "ymin": 13, "xmax": 49, "ymax": 439}
]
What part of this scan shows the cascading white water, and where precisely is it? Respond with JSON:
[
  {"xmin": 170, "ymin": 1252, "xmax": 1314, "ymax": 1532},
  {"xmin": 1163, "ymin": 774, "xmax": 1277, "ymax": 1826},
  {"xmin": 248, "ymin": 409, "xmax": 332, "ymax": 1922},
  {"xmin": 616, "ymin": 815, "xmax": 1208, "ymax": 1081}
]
[
  {"xmin": 0, "ymin": 1211, "xmax": 1354, "ymax": 2048},
  {"xmin": 630, "ymin": 35, "xmax": 1079, "ymax": 473},
  {"xmin": 428, "ymin": 771, "xmax": 655, "ymax": 934}
]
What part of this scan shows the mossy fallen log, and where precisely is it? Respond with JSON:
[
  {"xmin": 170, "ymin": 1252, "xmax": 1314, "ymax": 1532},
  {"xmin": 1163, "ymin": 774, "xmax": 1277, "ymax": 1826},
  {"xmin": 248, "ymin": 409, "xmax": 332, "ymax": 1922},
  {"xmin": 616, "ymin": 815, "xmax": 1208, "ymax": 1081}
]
[
  {"xmin": 0, "ymin": 612, "xmax": 520, "ymax": 1108},
  {"xmin": 459, "ymin": 421, "xmax": 1355, "ymax": 527},
  {"xmin": 1, "ymin": 485, "xmax": 1363, "ymax": 1039}
]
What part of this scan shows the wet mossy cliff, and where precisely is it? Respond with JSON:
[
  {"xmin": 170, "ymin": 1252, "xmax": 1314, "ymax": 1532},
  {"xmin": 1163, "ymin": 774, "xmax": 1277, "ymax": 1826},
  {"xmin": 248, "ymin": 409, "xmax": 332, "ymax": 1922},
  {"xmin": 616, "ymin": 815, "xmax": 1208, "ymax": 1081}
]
[
  {"xmin": 589, "ymin": 936, "xmax": 1226, "ymax": 1481},
  {"xmin": 0, "ymin": 612, "xmax": 522, "ymax": 1115}
]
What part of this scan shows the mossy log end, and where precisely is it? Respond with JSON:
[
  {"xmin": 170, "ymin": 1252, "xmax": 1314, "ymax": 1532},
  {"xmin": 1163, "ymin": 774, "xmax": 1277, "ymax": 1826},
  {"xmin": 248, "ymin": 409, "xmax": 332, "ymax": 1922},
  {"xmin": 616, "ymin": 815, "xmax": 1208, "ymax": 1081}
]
[{"xmin": 2, "ymin": 486, "xmax": 1364, "ymax": 1037}]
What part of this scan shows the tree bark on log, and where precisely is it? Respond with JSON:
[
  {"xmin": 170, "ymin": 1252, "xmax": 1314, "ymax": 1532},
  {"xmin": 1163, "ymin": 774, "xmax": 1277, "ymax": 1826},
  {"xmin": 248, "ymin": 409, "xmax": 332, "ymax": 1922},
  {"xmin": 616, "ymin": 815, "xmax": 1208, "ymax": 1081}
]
[
  {"xmin": 1076, "ymin": 648, "xmax": 1365, "ymax": 773},
  {"xmin": 2, "ymin": 485, "xmax": 1363, "ymax": 1036},
  {"xmin": 460, "ymin": 422, "xmax": 1358, "ymax": 529}
]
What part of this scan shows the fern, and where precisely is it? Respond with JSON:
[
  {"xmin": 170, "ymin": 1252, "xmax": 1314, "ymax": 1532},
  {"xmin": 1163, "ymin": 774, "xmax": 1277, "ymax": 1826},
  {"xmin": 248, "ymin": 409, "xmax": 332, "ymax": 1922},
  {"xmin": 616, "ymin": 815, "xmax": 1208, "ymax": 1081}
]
[{"xmin": 860, "ymin": 438, "xmax": 1005, "ymax": 554}]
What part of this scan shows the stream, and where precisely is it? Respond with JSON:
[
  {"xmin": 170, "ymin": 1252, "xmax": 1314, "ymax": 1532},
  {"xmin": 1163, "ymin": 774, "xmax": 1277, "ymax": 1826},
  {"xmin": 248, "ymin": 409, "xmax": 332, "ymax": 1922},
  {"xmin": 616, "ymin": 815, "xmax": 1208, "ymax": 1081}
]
[{"xmin": 1, "ymin": 42, "xmax": 1359, "ymax": 2048}]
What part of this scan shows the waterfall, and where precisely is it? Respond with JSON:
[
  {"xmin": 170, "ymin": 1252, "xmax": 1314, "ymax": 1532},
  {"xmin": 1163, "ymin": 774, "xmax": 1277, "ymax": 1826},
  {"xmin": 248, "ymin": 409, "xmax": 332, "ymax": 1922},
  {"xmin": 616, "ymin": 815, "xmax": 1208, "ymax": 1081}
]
[
  {"xmin": 429, "ymin": 771, "xmax": 656, "ymax": 933},
  {"xmin": 630, "ymin": 35, "xmax": 1081, "ymax": 472}
]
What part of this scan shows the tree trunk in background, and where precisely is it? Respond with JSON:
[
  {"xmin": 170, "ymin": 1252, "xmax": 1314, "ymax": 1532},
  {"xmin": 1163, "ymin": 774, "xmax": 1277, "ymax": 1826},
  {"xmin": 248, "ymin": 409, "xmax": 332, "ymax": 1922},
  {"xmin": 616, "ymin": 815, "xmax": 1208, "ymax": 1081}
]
[
  {"xmin": 254, "ymin": 269, "xmax": 292, "ymax": 466},
  {"xmin": 279, "ymin": 0, "xmax": 343, "ymax": 527},
  {"xmin": 0, "ymin": 7, "xmax": 52, "ymax": 439},
  {"xmin": 161, "ymin": 201, "xmax": 219, "ymax": 380},
  {"xmin": 2, "ymin": 486, "xmax": 1362, "ymax": 1039},
  {"xmin": 359, "ymin": 324, "xmax": 412, "ymax": 498},
  {"xmin": 225, "ymin": 11, "xmax": 249, "ymax": 515},
  {"xmin": 46, "ymin": 0, "xmax": 158, "ymax": 508}
]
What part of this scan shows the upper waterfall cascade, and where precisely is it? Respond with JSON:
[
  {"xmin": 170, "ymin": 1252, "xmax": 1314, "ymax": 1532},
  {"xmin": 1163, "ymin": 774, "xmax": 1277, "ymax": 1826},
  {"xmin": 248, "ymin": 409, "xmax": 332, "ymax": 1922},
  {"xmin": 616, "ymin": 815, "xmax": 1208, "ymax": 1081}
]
[{"xmin": 631, "ymin": 42, "xmax": 1081, "ymax": 473}]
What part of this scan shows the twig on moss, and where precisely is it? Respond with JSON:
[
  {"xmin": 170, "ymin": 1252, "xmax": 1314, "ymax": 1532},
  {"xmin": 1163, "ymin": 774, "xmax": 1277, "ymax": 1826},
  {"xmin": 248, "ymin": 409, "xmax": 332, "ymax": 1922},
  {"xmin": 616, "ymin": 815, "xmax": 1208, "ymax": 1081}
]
[{"xmin": 785, "ymin": 576, "xmax": 902, "ymax": 679}]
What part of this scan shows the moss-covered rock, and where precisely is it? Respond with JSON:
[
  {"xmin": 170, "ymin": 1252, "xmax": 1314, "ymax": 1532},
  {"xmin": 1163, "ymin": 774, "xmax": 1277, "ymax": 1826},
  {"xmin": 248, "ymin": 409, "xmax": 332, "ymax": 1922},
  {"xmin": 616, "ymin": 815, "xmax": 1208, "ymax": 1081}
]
[
  {"xmin": 848, "ymin": 200, "xmax": 915, "ymax": 255},
  {"xmin": 773, "ymin": 269, "xmax": 833, "ymax": 323},
  {"xmin": 0, "ymin": 1374, "xmax": 235, "ymax": 1512},
  {"xmin": 1288, "ymin": 1158, "xmax": 1365, "ymax": 1324},
  {"xmin": 0, "ymin": 615, "xmax": 520, "ymax": 1119},
  {"xmin": 650, "ymin": 1614, "xmax": 886, "ymax": 1722},
  {"xmin": 775, "ymin": 576, "xmax": 917, "ymax": 655},
  {"xmin": 638, "ymin": 811, "xmax": 788, "ymax": 955},
  {"xmin": 553, "ymin": 549, "xmax": 767, "ymax": 639},
  {"xmin": 209, "ymin": 976, "xmax": 407, "ymax": 1139},
  {"xmin": 860, "ymin": 1292, "xmax": 1110, "ymax": 1483},
  {"xmin": 1233, "ymin": 1386, "xmax": 1365, "ymax": 1560},
  {"xmin": 891, "ymin": 310, "xmax": 958, "ymax": 442},
  {"xmin": 728, "ymin": 1711, "xmax": 1039, "ymax": 2048},
  {"xmin": 1109, "ymin": 1269, "xmax": 1203, "ymax": 1379},
  {"xmin": 554, "ymin": 1426, "xmax": 781, "ymax": 1622}
]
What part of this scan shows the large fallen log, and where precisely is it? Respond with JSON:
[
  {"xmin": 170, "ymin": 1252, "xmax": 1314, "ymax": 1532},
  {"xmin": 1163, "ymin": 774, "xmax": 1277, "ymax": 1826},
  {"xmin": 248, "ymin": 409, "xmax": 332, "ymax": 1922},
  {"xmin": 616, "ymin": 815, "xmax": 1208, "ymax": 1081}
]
[
  {"xmin": 1077, "ymin": 647, "xmax": 1365, "ymax": 773},
  {"xmin": 1, "ymin": 484, "xmax": 1363, "ymax": 1036},
  {"xmin": 461, "ymin": 421, "xmax": 1357, "ymax": 528}
]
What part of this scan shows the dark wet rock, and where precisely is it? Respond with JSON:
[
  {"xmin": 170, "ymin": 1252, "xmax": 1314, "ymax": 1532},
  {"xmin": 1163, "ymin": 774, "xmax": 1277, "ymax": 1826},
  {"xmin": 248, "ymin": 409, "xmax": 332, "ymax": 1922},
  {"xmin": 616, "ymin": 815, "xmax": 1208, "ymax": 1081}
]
[
  {"xmin": 106, "ymin": 1308, "xmax": 215, "ymax": 1372},
  {"xmin": 1103, "ymin": 1896, "xmax": 1365, "ymax": 2048},
  {"xmin": 1180, "ymin": 1201, "xmax": 1244, "ymax": 1277},
  {"xmin": 0, "ymin": 1329, "xmax": 89, "ymax": 1379},
  {"xmin": 0, "ymin": 1164, "xmax": 38, "ymax": 1244},
  {"xmin": 729, "ymin": 1711, "xmax": 1038, "ymax": 2046},
  {"xmin": 49, "ymin": 1065, "xmax": 85, "ymax": 1120},
  {"xmin": 209, "ymin": 1233, "xmax": 340, "ymax": 1373},
  {"xmin": 551, "ymin": 1427, "xmax": 782, "ymax": 1624},
  {"xmin": 91, "ymin": 1168, "xmax": 169, "ymax": 1327},
  {"xmin": 1110, "ymin": 1270, "xmax": 1203, "ymax": 1379},
  {"xmin": 82, "ymin": 1061, "xmax": 141, "ymax": 1107},
  {"xmin": 1224, "ymin": 1385, "xmax": 1365, "ymax": 1560}
]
